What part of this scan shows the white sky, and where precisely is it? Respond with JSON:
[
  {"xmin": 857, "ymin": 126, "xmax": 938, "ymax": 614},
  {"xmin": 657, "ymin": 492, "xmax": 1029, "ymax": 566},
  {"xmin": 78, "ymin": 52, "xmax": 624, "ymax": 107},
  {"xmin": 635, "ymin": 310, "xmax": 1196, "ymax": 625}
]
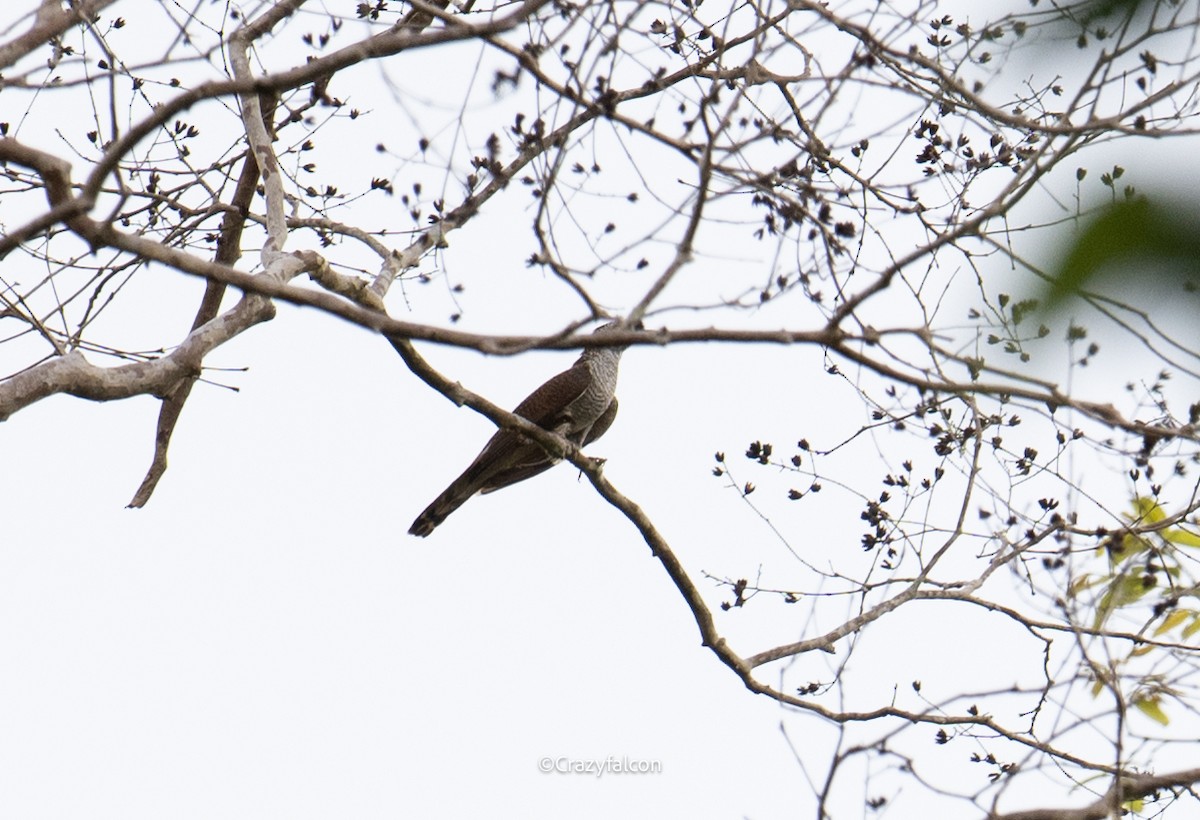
[{"xmin": 2, "ymin": 315, "xmax": 827, "ymax": 818}]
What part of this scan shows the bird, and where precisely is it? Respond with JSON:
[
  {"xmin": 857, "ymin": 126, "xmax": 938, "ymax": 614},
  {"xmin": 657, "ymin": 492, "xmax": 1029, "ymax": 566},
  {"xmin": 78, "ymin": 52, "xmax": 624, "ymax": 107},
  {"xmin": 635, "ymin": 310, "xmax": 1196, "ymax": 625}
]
[{"xmin": 408, "ymin": 320, "xmax": 638, "ymax": 537}]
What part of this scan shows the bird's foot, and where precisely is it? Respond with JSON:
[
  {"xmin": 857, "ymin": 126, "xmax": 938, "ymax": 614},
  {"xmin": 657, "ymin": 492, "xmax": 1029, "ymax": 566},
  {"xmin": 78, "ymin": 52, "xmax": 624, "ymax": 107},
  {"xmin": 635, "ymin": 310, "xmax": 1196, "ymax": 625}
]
[{"xmin": 576, "ymin": 456, "xmax": 607, "ymax": 481}]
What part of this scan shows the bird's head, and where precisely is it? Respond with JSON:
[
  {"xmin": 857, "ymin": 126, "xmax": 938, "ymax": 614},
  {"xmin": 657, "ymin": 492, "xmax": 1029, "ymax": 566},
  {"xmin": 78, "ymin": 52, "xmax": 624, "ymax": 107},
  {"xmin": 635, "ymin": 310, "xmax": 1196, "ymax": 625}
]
[
  {"xmin": 581, "ymin": 318, "xmax": 642, "ymax": 358},
  {"xmin": 592, "ymin": 317, "xmax": 644, "ymax": 333}
]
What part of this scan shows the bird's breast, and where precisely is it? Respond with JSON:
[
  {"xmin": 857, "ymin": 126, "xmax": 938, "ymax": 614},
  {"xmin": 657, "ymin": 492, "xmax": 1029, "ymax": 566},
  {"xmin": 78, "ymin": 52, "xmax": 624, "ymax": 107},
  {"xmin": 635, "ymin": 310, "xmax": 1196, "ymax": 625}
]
[{"xmin": 563, "ymin": 357, "xmax": 619, "ymax": 431}]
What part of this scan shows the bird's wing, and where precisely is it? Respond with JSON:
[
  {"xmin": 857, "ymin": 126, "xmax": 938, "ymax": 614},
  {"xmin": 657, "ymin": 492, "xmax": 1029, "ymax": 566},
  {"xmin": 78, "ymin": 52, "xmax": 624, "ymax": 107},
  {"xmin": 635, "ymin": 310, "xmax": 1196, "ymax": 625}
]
[
  {"xmin": 582, "ymin": 396, "xmax": 618, "ymax": 445},
  {"xmin": 509, "ymin": 363, "xmax": 593, "ymax": 427},
  {"xmin": 480, "ymin": 396, "xmax": 617, "ymax": 494},
  {"xmin": 452, "ymin": 363, "xmax": 591, "ymax": 490},
  {"xmin": 477, "ymin": 456, "xmax": 556, "ymax": 494}
]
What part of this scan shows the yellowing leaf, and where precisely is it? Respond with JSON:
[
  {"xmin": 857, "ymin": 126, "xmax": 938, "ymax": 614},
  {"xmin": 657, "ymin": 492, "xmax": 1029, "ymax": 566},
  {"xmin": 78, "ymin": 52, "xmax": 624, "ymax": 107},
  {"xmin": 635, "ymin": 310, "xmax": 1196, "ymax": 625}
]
[
  {"xmin": 1133, "ymin": 695, "xmax": 1170, "ymax": 726},
  {"xmin": 1153, "ymin": 609, "xmax": 1192, "ymax": 636},
  {"xmin": 1088, "ymin": 663, "xmax": 1110, "ymax": 698},
  {"xmin": 1105, "ymin": 533, "xmax": 1150, "ymax": 565},
  {"xmin": 1183, "ymin": 616, "xmax": 1200, "ymax": 639},
  {"xmin": 1094, "ymin": 572, "xmax": 1155, "ymax": 629},
  {"xmin": 1069, "ymin": 574, "xmax": 1099, "ymax": 598},
  {"xmin": 1131, "ymin": 497, "xmax": 1166, "ymax": 523},
  {"xmin": 1164, "ymin": 526, "xmax": 1200, "ymax": 547}
]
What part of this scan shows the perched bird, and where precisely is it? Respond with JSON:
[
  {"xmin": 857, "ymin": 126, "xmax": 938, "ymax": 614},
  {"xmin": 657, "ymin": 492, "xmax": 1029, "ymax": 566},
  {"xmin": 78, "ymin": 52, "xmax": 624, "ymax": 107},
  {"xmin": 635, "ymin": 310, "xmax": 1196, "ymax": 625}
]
[{"xmin": 408, "ymin": 321, "xmax": 638, "ymax": 537}]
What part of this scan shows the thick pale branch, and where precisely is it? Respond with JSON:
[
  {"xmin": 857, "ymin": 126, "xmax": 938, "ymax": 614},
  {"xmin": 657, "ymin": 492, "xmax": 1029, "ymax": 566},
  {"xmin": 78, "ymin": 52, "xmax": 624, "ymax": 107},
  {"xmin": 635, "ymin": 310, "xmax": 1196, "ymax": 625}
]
[
  {"xmin": 0, "ymin": 293, "xmax": 273, "ymax": 421},
  {"xmin": 0, "ymin": 0, "xmax": 119, "ymax": 70},
  {"xmin": 228, "ymin": 2, "xmax": 304, "ymax": 257},
  {"xmin": 127, "ymin": 133, "xmax": 269, "ymax": 508}
]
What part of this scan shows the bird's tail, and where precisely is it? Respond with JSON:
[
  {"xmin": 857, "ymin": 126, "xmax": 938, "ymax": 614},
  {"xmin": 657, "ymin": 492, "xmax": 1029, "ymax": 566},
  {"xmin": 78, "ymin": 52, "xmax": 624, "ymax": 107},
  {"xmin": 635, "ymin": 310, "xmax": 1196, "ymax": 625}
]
[{"xmin": 408, "ymin": 483, "xmax": 474, "ymax": 537}]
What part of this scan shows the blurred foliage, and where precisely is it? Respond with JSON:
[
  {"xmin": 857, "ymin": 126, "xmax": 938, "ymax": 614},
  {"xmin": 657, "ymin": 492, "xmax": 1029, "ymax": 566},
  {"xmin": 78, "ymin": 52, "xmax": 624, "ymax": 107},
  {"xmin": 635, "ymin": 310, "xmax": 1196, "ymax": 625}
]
[
  {"xmin": 1072, "ymin": 497, "xmax": 1200, "ymax": 726},
  {"xmin": 1039, "ymin": 0, "xmax": 1200, "ymax": 310},
  {"xmin": 1073, "ymin": 497, "xmax": 1200, "ymax": 631},
  {"xmin": 1044, "ymin": 195, "xmax": 1200, "ymax": 309}
]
